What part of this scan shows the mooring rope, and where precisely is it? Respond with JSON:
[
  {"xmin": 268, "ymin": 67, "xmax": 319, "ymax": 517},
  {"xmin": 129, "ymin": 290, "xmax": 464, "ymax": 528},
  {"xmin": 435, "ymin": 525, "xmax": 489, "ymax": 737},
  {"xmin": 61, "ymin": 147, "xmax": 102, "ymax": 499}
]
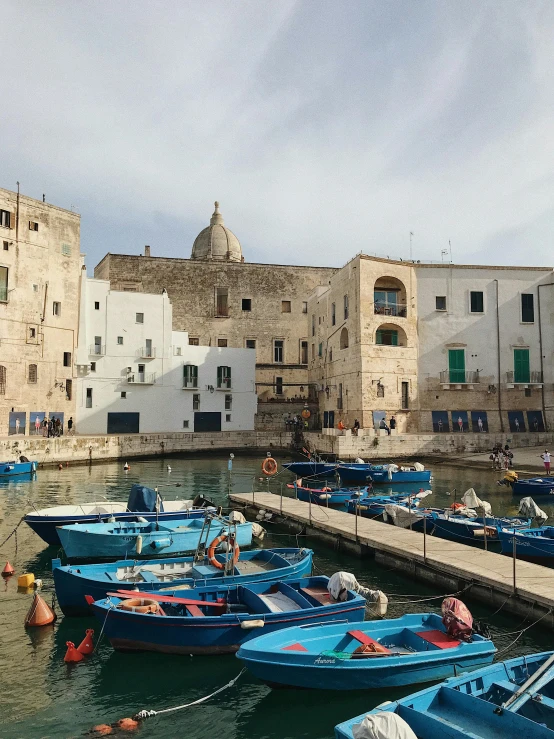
[{"xmin": 0, "ymin": 517, "xmax": 24, "ymax": 552}]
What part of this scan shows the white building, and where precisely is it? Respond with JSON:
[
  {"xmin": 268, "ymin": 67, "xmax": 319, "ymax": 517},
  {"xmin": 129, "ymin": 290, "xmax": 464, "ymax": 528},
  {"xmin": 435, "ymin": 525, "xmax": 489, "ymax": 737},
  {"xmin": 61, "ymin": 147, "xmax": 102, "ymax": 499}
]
[{"xmin": 75, "ymin": 278, "xmax": 257, "ymax": 434}]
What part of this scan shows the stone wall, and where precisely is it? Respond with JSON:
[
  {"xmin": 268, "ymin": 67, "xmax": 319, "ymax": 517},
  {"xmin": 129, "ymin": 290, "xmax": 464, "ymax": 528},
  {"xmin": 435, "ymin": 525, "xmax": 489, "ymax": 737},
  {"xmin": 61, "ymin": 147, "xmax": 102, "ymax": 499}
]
[{"xmin": 255, "ymin": 401, "xmax": 319, "ymax": 431}]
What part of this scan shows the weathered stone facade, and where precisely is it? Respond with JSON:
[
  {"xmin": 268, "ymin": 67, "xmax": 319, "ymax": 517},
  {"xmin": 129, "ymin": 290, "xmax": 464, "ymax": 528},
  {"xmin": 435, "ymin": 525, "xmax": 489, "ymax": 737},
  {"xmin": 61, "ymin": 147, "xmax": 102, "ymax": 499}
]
[{"xmin": 0, "ymin": 187, "xmax": 81, "ymax": 435}]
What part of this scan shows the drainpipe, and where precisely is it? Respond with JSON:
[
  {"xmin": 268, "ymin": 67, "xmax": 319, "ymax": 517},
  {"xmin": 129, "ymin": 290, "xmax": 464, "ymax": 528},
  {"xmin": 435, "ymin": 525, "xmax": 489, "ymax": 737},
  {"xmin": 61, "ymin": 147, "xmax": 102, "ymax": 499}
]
[
  {"xmin": 495, "ymin": 280, "xmax": 504, "ymax": 432},
  {"xmin": 537, "ymin": 283, "xmax": 554, "ymax": 432}
]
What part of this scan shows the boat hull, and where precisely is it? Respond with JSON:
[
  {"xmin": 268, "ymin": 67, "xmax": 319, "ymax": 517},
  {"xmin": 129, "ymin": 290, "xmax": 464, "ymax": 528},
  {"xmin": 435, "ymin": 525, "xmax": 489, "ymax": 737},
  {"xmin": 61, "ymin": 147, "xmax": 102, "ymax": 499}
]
[
  {"xmin": 512, "ymin": 478, "xmax": 554, "ymax": 496},
  {"xmin": 339, "ymin": 465, "xmax": 431, "ymax": 485},
  {"xmin": 498, "ymin": 527, "xmax": 554, "ymax": 561},
  {"xmin": 283, "ymin": 462, "xmax": 338, "ymax": 478},
  {"xmin": 52, "ymin": 548, "xmax": 313, "ymax": 616},
  {"xmin": 295, "ymin": 487, "xmax": 361, "ymax": 507},
  {"xmin": 0, "ymin": 461, "xmax": 37, "ymax": 477}
]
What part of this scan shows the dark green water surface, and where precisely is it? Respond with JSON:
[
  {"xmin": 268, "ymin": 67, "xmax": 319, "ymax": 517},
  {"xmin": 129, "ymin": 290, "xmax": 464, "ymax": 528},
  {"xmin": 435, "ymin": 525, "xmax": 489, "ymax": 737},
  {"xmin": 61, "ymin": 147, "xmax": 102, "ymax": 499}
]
[{"xmin": 1, "ymin": 455, "xmax": 552, "ymax": 738}]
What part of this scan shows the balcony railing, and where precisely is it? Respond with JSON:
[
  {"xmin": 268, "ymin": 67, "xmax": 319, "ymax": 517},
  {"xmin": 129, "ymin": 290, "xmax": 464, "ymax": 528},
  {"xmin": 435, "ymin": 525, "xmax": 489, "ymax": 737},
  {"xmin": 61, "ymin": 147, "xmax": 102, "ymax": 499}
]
[
  {"xmin": 89, "ymin": 344, "xmax": 106, "ymax": 356},
  {"xmin": 440, "ymin": 370, "xmax": 480, "ymax": 384},
  {"xmin": 127, "ymin": 372, "xmax": 156, "ymax": 384},
  {"xmin": 374, "ymin": 303, "xmax": 407, "ymax": 318},
  {"xmin": 506, "ymin": 370, "xmax": 543, "ymax": 384},
  {"xmin": 137, "ymin": 347, "xmax": 156, "ymax": 359}
]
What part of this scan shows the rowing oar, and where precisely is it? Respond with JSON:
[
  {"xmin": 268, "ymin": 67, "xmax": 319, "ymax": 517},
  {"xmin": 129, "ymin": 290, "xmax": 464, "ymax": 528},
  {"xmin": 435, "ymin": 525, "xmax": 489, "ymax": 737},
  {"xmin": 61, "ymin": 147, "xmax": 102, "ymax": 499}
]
[{"xmin": 105, "ymin": 590, "xmax": 227, "ymax": 608}]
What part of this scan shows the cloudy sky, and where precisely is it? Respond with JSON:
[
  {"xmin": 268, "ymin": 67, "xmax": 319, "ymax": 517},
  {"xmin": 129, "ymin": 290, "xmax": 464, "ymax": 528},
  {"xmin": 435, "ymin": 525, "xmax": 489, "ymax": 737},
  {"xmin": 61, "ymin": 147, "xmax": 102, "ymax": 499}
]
[{"xmin": 2, "ymin": 1, "xmax": 553, "ymax": 268}]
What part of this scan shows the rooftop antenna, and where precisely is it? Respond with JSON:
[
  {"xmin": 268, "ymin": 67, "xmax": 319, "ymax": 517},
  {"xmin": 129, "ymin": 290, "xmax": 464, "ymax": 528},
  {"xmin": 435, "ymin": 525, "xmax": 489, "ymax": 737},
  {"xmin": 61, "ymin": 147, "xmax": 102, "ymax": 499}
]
[
  {"xmin": 441, "ymin": 249, "xmax": 448, "ymax": 262},
  {"xmin": 409, "ymin": 231, "xmax": 414, "ymax": 261},
  {"xmin": 449, "ymin": 240, "xmax": 453, "ymax": 264}
]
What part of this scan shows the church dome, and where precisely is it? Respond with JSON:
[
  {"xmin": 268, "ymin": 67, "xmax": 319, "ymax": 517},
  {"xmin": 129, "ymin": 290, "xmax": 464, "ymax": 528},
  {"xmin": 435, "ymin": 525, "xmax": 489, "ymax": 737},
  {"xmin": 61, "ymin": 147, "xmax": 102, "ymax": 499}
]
[{"xmin": 191, "ymin": 201, "xmax": 243, "ymax": 262}]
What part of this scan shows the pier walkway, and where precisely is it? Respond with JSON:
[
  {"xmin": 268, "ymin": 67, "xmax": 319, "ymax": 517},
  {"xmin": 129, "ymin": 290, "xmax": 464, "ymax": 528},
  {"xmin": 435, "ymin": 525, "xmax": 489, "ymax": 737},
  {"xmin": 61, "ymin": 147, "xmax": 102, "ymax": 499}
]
[{"xmin": 230, "ymin": 492, "xmax": 554, "ymax": 626}]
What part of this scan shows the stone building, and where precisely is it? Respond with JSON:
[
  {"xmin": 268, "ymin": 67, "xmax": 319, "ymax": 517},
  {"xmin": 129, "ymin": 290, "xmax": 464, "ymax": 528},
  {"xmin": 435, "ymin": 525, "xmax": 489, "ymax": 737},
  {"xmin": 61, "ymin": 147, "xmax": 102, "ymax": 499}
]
[
  {"xmin": 95, "ymin": 202, "xmax": 336, "ymax": 407},
  {"xmin": 0, "ymin": 187, "xmax": 81, "ymax": 436}
]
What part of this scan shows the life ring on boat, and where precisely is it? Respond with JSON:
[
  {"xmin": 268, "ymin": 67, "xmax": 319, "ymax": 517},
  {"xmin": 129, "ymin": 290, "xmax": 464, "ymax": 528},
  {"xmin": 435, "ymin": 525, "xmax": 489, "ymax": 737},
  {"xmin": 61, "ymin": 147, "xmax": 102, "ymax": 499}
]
[
  {"xmin": 117, "ymin": 598, "xmax": 159, "ymax": 614},
  {"xmin": 207, "ymin": 533, "xmax": 240, "ymax": 570},
  {"xmin": 262, "ymin": 457, "xmax": 278, "ymax": 476}
]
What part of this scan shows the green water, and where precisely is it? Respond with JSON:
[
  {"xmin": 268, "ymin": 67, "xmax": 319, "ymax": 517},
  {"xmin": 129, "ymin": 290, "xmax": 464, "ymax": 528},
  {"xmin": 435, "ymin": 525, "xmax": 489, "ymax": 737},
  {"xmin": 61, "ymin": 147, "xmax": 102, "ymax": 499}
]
[{"xmin": 1, "ymin": 455, "xmax": 552, "ymax": 738}]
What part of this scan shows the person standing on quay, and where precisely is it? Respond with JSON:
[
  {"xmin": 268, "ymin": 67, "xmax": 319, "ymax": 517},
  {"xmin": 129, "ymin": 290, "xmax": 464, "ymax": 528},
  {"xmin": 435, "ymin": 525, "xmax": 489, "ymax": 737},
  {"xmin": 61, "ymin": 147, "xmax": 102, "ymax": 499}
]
[
  {"xmin": 541, "ymin": 450, "xmax": 551, "ymax": 475},
  {"xmin": 68, "ymin": 417, "xmax": 74, "ymax": 436}
]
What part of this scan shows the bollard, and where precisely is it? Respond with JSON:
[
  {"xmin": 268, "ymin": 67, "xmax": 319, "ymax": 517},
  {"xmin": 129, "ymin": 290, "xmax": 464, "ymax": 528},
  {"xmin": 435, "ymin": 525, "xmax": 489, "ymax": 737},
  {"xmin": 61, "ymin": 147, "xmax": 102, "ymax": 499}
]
[{"xmin": 513, "ymin": 528, "xmax": 517, "ymax": 594}]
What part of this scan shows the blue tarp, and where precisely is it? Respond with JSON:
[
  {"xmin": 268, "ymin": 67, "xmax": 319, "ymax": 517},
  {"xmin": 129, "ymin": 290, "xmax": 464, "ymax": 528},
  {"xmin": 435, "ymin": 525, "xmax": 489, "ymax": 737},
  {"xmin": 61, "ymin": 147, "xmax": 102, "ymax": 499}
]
[{"xmin": 127, "ymin": 484, "xmax": 164, "ymax": 512}]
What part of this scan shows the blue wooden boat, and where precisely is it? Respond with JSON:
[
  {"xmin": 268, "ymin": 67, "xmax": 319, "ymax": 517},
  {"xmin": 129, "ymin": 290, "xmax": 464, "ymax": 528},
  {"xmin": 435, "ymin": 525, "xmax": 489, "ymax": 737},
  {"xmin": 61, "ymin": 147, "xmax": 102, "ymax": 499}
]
[
  {"xmin": 347, "ymin": 493, "xmax": 425, "ymax": 518},
  {"xmin": 497, "ymin": 526, "xmax": 554, "ymax": 562},
  {"xmin": 512, "ymin": 477, "xmax": 554, "ymax": 496},
  {"xmin": 293, "ymin": 484, "xmax": 367, "ymax": 507},
  {"xmin": 236, "ymin": 611, "xmax": 496, "ymax": 690},
  {"xmin": 57, "ymin": 515, "xmax": 253, "ymax": 561},
  {"xmin": 24, "ymin": 485, "xmax": 215, "ymax": 545},
  {"xmin": 89, "ymin": 575, "xmax": 366, "ymax": 655},
  {"xmin": 52, "ymin": 547, "xmax": 313, "ymax": 616},
  {"xmin": 0, "ymin": 459, "xmax": 38, "ymax": 477},
  {"xmin": 410, "ymin": 511, "xmax": 532, "ymax": 544},
  {"xmin": 339, "ymin": 463, "xmax": 431, "ymax": 486},
  {"xmin": 335, "ymin": 651, "xmax": 554, "ymax": 739},
  {"xmin": 283, "ymin": 461, "xmax": 339, "ymax": 478}
]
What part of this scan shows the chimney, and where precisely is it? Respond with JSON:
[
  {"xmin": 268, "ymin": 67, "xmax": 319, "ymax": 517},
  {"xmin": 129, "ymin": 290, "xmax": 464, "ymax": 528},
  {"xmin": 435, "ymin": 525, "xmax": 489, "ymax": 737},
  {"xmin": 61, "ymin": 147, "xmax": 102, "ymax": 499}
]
[{"xmin": 144, "ymin": 245, "xmax": 151, "ymax": 257}]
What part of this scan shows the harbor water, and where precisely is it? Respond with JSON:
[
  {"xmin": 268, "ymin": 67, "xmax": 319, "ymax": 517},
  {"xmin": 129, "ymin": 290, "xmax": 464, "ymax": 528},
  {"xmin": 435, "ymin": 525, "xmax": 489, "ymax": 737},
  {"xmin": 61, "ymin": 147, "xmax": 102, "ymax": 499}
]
[{"xmin": 1, "ymin": 454, "xmax": 553, "ymax": 738}]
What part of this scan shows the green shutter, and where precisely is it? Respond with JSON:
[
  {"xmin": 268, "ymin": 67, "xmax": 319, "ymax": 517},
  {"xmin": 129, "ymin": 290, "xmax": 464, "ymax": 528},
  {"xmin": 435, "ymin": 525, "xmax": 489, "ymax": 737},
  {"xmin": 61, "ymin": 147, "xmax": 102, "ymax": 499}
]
[
  {"xmin": 391, "ymin": 331, "xmax": 398, "ymax": 346},
  {"xmin": 448, "ymin": 349, "xmax": 465, "ymax": 383},
  {"xmin": 514, "ymin": 349, "xmax": 530, "ymax": 383},
  {"xmin": 227, "ymin": 367, "xmax": 231, "ymax": 387},
  {"xmin": 217, "ymin": 366, "xmax": 222, "ymax": 388}
]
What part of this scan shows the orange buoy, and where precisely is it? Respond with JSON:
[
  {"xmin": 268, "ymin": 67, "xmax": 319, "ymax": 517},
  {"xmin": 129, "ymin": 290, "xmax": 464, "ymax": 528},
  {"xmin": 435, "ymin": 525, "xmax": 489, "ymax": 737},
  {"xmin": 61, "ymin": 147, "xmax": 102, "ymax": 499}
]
[
  {"xmin": 24, "ymin": 593, "xmax": 57, "ymax": 627},
  {"xmin": 91, "ymin": 726, "xmax": 113, "ymax": 736},
  {"xmin": 116, "ymin": 718, "xmax": 140, "ymax": 731},
  {"xmin": 2, "ymin": 561, "xmax": 15, "ymax": 577},
  {"xmin": 64, "ymin": 641, "xmax": 84, "ymax": 663},
  {"xmin": 77, "ymin": 628, "xmax": 94, "ymax": 655}
]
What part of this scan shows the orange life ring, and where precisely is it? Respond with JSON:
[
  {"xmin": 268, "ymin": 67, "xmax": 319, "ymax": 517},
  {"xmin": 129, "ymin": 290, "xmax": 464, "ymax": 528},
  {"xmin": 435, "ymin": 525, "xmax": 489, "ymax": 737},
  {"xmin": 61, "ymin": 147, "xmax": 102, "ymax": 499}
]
[
  {"xmin": 262, "ymin": 457, "xmax": 278, "ymax": 476},
  {"xmin": 301, "ymin": 409, "xmax": 311, "ymax": 419},
  {"xmin": 118, "ymin": 598, "xmax": 159, "ymax": 614},
  {"xmin": 208, "ymin": 533, "xmax": 240, "ymax": 570}
]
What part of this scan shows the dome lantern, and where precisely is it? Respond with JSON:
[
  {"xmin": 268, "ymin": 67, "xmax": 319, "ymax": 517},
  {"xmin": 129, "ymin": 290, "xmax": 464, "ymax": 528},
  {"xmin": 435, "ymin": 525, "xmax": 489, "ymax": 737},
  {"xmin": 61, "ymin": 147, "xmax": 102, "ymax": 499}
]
[{"xmin": 191, "ymin": 201, "xmax": 243, "ymax": 262}]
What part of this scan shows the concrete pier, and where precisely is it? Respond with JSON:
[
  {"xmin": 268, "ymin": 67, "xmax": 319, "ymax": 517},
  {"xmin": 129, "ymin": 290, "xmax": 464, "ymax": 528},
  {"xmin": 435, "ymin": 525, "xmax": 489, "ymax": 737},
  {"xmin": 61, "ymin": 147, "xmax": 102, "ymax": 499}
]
[{"xmin": 230, "ymin": 492, "xmax": 554, "ymax": 628}]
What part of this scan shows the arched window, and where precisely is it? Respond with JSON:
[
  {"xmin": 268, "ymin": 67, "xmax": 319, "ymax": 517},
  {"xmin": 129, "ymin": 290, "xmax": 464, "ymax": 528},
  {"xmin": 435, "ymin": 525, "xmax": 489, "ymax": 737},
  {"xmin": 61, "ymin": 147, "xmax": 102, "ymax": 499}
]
[
  {"xmin": 375, "ymin": 323, "xmax": 407, "ymax": 347},
  {"xmin": 374, "ymin": 277, "xmax": 407, "ymax": 317},
  {"xmin": 0, "ymin": 365, "xmax": 6, "ymax": 394},
  {"xmin": 340, "ymin": 327, "xmax": 349, "ymax": 349},
  {"xmin": 28, "ymin": 364, "xmax": 37, "ymax": 384}
]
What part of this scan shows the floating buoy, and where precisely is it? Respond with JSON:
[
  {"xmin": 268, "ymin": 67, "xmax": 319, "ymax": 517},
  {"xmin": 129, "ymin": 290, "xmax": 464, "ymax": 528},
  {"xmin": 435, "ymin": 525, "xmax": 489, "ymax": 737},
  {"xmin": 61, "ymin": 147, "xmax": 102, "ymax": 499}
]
[
  {"xmin": 2, "ymin": 561, "xmax": 15, "ymax": 577},
  {"xmin": 90, "ymin": 725, "xmax": 113, "ymax": 736},
  {"xmin": 18, "ymin": 572, "xmax": 35, "ymax": 588},
  {"xmin": 34, "ymin": 578, "xmax": 43, "ymax": 589},
  {"xmin": 64, "ymin": 641, "xmax": 84, "ymax": 663},
  {"xmin": 77, "ymin": 628, "xmax": 94, "ymax": 655},
  {"xmin": 123, "ymin": 462, "xmax": 130, "ymax": 471},
  {"xmin": 25, "ymin": 593, "xmax": 57, "ymax": 627},
  {"xmin": 116, "ymin": 718, "xmax": 140, "ymax": 732}
]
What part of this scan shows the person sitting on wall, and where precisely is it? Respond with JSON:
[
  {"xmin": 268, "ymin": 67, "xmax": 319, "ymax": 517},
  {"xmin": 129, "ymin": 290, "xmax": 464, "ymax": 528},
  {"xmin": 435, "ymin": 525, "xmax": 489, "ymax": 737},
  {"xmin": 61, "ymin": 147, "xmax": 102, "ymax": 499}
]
[
  {"xmin": 352, "ymin": 419, "xmax": 360, "ymax": 436},
  {"xmin": 379, "ymin": 418, "xmax": 391, "ymax": 436},
  {"xmin": 337, "ymin": 420, "xmax": 346, "ymax": 432}
]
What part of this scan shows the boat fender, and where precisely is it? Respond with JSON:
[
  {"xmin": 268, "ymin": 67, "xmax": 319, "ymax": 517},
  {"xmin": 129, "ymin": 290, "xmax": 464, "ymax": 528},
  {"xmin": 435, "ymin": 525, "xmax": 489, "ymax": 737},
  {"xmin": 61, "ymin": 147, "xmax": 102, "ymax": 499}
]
[
  {"xmin": 118, "ymin": 598, "xmax": 159, "ymax": 614},
  {"xmin": 240, "ymin": 619, "xmax": 264, "ymax": 629},
  {"xmin": 150, "ymin": 537, "xmax": 171, "ymax": 551},
  {"xmin": 319, "ymin": 494, "xmax": 332, "ymax": 500},
  {"xmin": 136, "ymin": 516, "xmax": 148, "ymax": 523},
  {"xmin": 256, "ymin": 514, "xmax": 265, "ymax": 521},
  {"xmin": 135, "ymin": 535, "xmax": 143, "ymax": 555}
]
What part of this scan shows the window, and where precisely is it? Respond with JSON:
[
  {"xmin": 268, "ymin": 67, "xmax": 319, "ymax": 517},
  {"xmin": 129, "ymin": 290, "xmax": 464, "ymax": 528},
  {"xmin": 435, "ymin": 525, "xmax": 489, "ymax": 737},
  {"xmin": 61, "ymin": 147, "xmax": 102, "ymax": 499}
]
[
  {"xmin": 470, "ymin": 291, "xmax": 484, "ymax": 313},
  {"xmin": 329, "ymin": 348, "xmax": 333, "ymax": 362},
  {"xmin": 376, "ymin": 329, "xmax": 398, "ymax": 346},
  {"xmin": 521, "ymin": 294, "xmax": 534, "ymax": 323},
  {"xmin": 448, "ymin": 349, "xmax": 466, "ymax": 383},
  {"xmin": 144, "ymin": 338, "xmax": 153, "ymax": 357},
  {"xmin": 94, "ymin": 336, "xmax": 102, "ymax": 353},
  {"xmin": 374, "ymin": 290, "xmax": 403, "ymax": 316},
  {"xmin": 217, "ymin": 365, "xmax": 232, "ymax": 389},
  {"xmin": 66, "ymin": 379, "xmax": 72, "ymax": 400},
  {"xmin": 337, "ymin": 383, "xmax": 343, "ymax": 410},
  {"xmin": 28, "ymin": 364, "xmax": 37, "ymax": 383},
  {"xmin": 183, "ymin": 420, "xmax": 189, "ymax": 428},
  {"xmin": 300, "ymin": 340, "xmax": 308, "ymax": 364},
  {"xmin": 331, "ymin": 303, "xmax": 336, "ymax": 326},
  {"xmin": 281, "ymin": 300, "xmax": 291, "ymax": 313},
  {"xmin": 246, "ymin": 339, "xmax": 256, "ymax": 349},
  {"xmin": 216, "ymin": 287, "xmax": 228, "ymax": 316},
  {"xmin": 217, "ymin": 338, "xmax": 228, "ymax": 347},
  {"xmin": 344, "ymin": 295, "xmax": 349, "ymax": 320},
  {"xmin": 117, "ymin": 336, "xmax": 123, "ymax": 345},
  {"xmin": 401, "ymin": 381, "xmax": 409, "ymax": 410},
  {"xmin": 63, "ymin": 352, "xmax": 72, "ymax": 367},
  {"xmin": 29, "ymin": 221, "xmax": 39, "ymax": 231},
  {"xmin": 183, "ymin": 364, "xmax": 198, "ymax": 388},
  {"xmin": 29, "ymin": 327, "xmax": 36, "ymax": 339},
  {"xmin": 138, "ymin": 364, "xmax": 145, "ymax": 375},
  {"xmin": 524, "ymin": 387, "xmax": 532, "ymax": 398},
  {"xmin": 311, "ymin": 343, "xmax": 315, "ymax": 360},
  {"xmin": 33, "ymin": 284, "xmax": 38, "ymax": 292},
  {"xmin": 226, "ymin": 414, "xmax": 232, "ymax": 422},
  {"xmin": 193, "ymin": 394, "xmax": 200, "ymax": 410},
  {"xmin": 94, "ymin": 301, "xmax": 100, "ymax": 310},
  {"xmin": 53, "ymin": 301, "xmax": 61, "ymax": 316},
  {"xmin": 90, "ymin": 362, "xmax": 96, "ymax": 372},
  {"xmin": 275, "ymin": 377, "xmax": 283, "ymax": 395},
  {"xmin": 189, "ymin": 337, "xmax": 199, "ymax": 345},
  {"xmin": 174, "ymin": 346, "xmax": 182, "ymax": 356},
  {"xmin": 3, "ymin": 241, "xmax": 8, "ymax": 251},
  {"xmin": 436, "ymin": 296, "xmax": 447, "ymax": 311},
  {"xmin": 121, "ymin": 391, "xmax": 127, "ymax": 399},
  {"xmin": 86, "ymin": 387, "xmax": 93, "ymax": 408},
  {"xmin": 225, "ymin": 394, "xmax": 232, "ymax": 410},
  {"xmin": 311, "ymin": 315, "xmax": 315, "ymax": 336},
  {"xmin": 318, "ymin": 342, "xmax": 323, "ymax": 357},
  {"xmin": 274, "ymin": 339, "xmax": 284, "ymax": 363},
  {"xmin": 0, "ymin": 210, "xmax": 12, "ymax": 228},
  {"xmin": 136, "ymin": 312, "xmax": 144, "ymax": 324},
  {"xmin": 514, "ymin": 348, "xmax": 530, "ymax": 383},
  {"xmin": 0, "ymin": 365, "xmax": 5, "ymax": 394},
  {"xmin": 340, "ymin": 327, "xmax": 349, "ymax": 349},
  {"xmin": 61, "ymin": 243, "xmax": 71, "ymax": 256},
  {"xmin": 302, "ymin": 301, "xmax": 308, "ymax": 314},
  {"xmin": 242, "ymin": 298, "xmax": 251, "ymax": 311},
  {"xmin": 0, "ymin": 266, "xmax": 7, "ymax": 302}
]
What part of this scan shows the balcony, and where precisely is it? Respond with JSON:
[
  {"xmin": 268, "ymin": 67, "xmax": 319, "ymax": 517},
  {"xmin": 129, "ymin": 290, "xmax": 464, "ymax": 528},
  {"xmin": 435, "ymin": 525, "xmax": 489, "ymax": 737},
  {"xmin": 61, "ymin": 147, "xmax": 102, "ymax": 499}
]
[
  {"xmin": 506, "ymin": 370, "xmax": 543, "ymax": 388},
  {"xmin": 137, "ymin": 347, "xmax": 156, "ymax": 359},
  {"xmin": 127, "ymin": 372, "xmax": 156, "ymax": 385},
  {"xmin": 374, "ymin": 303, "xmax": 407, "ymax": 318},
  {"xmin": 89, "ymin": 344, "xmax": 105, "ymax": 356},
  {"xmin": 440, "ymin": 370, "xmax": 480, "ymax": 389}
]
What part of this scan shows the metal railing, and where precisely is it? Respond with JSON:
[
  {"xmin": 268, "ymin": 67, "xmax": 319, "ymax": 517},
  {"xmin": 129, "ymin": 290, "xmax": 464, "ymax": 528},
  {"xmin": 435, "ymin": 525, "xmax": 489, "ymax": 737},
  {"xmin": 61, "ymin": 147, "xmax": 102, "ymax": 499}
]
[
  {"xmin": 374, "ymin": 303, "xmax": 407, "ymax": 317},
  {"xmin": 506, "ymin": 370, "xmax": 543, "ymax": 384},
  {"xmin": 89, "ymin": 344, "xmax": 105, "ymax": 356},
  {"xmin": 137, "ymin": 347, "xmax": 156, "ymax": 358},
  {"xmin": 439, "ymin": 370, "xmax": 480, "ymax": 384},
  {"xmin": 127, "ymin": 372, "xmax": 156, "ymax": 384}
]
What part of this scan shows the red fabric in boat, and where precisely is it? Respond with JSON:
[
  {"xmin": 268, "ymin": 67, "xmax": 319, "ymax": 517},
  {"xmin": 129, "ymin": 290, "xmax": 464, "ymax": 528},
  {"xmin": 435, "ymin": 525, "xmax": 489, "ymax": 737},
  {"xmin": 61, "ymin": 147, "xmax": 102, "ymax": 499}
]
[
  {"xmin": 348, "ymin": 630, "xmax": 391, "ymax": 654},
  {"xmin": 282, "ymin": 642, "xmax": 308, "ymax": 652},
  {"xmin": 415, "ymin": 629, "xmax": 460, "ymax": 648}
]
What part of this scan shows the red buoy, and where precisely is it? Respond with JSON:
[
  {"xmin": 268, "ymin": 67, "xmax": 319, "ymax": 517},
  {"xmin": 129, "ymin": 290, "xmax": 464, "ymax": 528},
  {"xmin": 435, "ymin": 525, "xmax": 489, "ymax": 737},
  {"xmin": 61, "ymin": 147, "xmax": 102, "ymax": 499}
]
[
  {"xmin": 116, "ymin": 718, "xmax": 140, "ymax": 732},
  {"xmin": 2, "ymin": 561, "xmax": 15, "ymax": 577},
  {"xmin": 77, "ymin": 628, "xmax": 94, "ymax": 655},
  {"xmin": 64, "ymin": 641, "xmax": 84, "ymax": 663},
  {"xmin": 91, "ymin": 726, "xmax": 113, "ymax": 736},
  {"xmin": 24, "ymin": 593, "xmax": 57, "ymax": 627}
]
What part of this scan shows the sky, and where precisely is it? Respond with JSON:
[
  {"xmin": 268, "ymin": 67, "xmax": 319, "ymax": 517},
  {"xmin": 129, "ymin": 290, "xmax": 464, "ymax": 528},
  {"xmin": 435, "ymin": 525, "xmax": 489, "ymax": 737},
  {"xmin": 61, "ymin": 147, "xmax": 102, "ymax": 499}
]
[{"xmin": 2, "ymin": 1, "xmax": 554, "ymax": 269}]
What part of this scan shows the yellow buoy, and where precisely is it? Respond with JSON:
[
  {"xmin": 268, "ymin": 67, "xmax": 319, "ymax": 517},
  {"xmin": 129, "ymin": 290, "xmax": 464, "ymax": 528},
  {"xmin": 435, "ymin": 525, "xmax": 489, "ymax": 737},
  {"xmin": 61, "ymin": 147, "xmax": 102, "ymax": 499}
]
[{"xmin": 18, "ymin": 572, "xmax": 35, "ymax": 588}]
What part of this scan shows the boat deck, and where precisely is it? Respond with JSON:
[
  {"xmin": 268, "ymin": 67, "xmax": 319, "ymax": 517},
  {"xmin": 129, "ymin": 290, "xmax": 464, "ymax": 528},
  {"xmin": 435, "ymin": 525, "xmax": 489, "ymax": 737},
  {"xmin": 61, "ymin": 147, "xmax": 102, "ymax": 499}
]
[
  {"xmin": 230, "ymin": 492, "xmax": 554, "ymax": 627},
  {"xmin": 238, "ymin": 558, "xmax": 280, "ymax": 574}
]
